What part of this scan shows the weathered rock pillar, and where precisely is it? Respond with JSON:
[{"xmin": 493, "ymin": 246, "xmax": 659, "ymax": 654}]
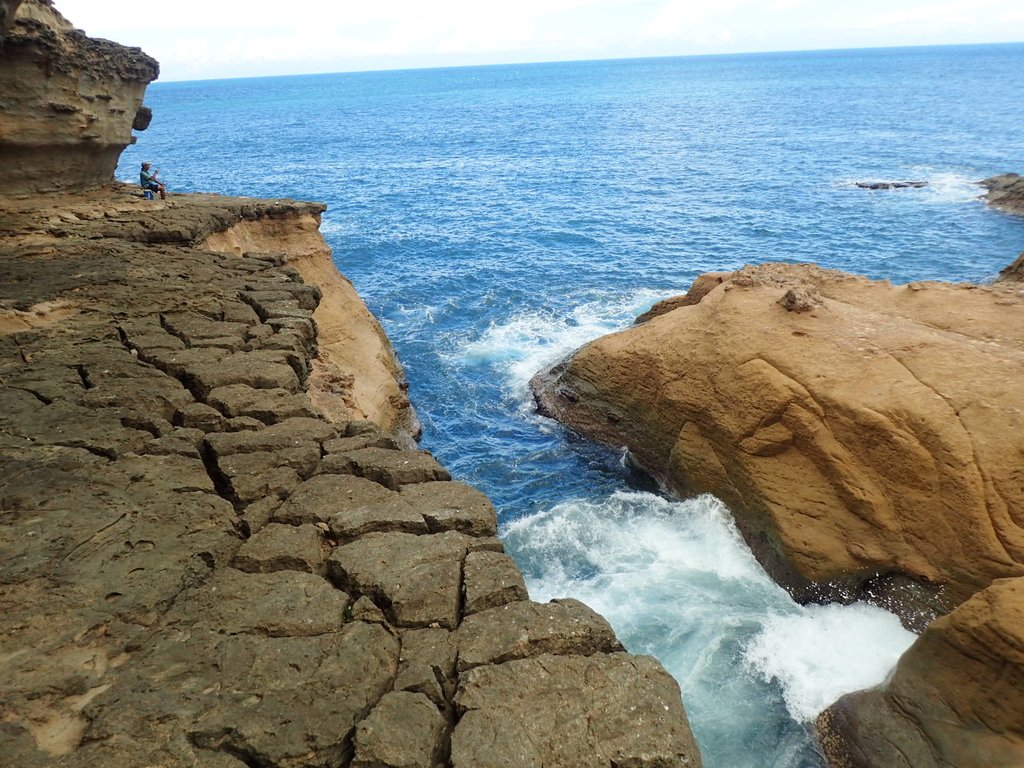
[{"xmin": 0, "ymin": 0, "xmax": 159, "ymax": 194}]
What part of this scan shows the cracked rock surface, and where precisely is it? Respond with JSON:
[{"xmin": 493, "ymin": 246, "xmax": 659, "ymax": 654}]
[{"xmin": 0, "ymin": 188, "xmax": 703, "ymax": 767}]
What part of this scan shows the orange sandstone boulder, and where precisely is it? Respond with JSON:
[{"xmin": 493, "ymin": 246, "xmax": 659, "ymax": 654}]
[{"xmin": 532, "ymin": 263, "xmax": 1024, "ymax": 621}]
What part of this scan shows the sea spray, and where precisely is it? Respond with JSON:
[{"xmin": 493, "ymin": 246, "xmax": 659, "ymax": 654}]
[
  {"xmin": 454, "ymin": 287, "xmax": 673, "ymax": 401},
  {"xmin": 744, "ymin": 603, "xmax": 916, "ymax": 723}
]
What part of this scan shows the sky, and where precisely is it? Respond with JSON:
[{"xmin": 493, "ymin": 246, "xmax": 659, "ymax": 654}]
[{"xmin": 55, "ymin": 0, "xmax": 1024, "ymax": 81}]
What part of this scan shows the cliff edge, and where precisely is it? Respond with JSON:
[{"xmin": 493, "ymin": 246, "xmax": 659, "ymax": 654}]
[{"xmin": 0, "ymin": 0, "xmax": 158, "ymax": 194}]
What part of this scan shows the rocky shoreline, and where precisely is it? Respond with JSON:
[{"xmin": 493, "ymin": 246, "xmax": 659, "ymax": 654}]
[
  {"xmin": 0, "ymin": 188, "xmax": 702, "ymax": 766},
  {"xmin": 531, "ymin": 197, "xmax": 1024, "ymax": 765}
]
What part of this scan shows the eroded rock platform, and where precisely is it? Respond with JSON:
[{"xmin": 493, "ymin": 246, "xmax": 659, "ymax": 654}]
[{"xmin": 0, "ymin": 188, "xmax": 702, "ymax": 767}]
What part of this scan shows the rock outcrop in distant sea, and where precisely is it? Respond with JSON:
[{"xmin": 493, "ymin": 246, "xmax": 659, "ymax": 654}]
[
  {"xmin": 0, "ymin": 0, "xmax": 158, "ymax": 194},
  {"xmin": 853, "ymin": 181, "xmax": 927, "ymax": 190},
  {"xmin": 982, "ymin": 172, "xmax": 1024, "ymax": 215}
]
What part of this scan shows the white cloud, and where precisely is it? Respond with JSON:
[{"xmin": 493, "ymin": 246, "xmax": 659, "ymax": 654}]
[{"xmin": 49, "ymin": 0, "xmax": 1024, "ymax": 80}]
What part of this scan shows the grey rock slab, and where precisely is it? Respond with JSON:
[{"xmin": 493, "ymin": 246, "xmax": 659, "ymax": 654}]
[
  {"xmin": 192, "ymin": 623, "xmax": 397, "ymax": 767},
  {"xmin": 399, "ymin": 481, "xmax": 499, "ymax": 537},
  {"xmin": 6, "ymin": 400, "xmax": 151, "ymax": 458},
  {"xmin": 323, "ymin": 432, "xmax": 401, "ymax": 454},
  {"xmin": 274, "ymin": 474, "xmax": 397, "ymax": 526},
  {"xmin": 143, "ymin": 432, "xmax": 202, "ymax": 458},
  {"xmin": 216, "ymin": 449, "xmax": 315, "ymax": 504},
  {"xmin": 244, "ymin": 323, "xmax": 275, "ymax": 343},
  {"xmin": 114, "ymin": 453, "xmax": 216, "ymax": 494},
  {"xmin": 452, "ymin": 653, "xmax": 702, "ymax": 768},
  {"xmin": 240, "ymin": 495, "xmax": 282, "ymax": 536},
  {"xmin": 242, "ymin": 285, "xmax": 321, "ymax": 312},
  {"xmin": 168, "ymin": 568, "xmax": 348, "ymax": 636},
  {"xmin": 119, "ymin": 323, "xmax": 187, "ymax": 352},
  {"xmin": 161, "ymin": 311, "xmax": 249, "ymax": 343},
  {"xmin": 139, "ymin": 346, "xmax": 225, "ymax": 379},
  {"xmin": 353, "ymin": 691, "xmax": 447, "ymax": 768},
  {"xmin": 396, "ymin": 627, "xmax": 457, "ymax": 707},
  {"xmin": 266, "ymin": 315, "xmax": 317, "ymax": 343},
  {"xmin": 258, "ymin": 329, "xmax": 315, "ymax": 358},
  {"xmin": 207, "ymin": 383, "xmax": 320, "ymax": 423},
  {"xmin": 462, "ymin": 550, "xmax": 528, "ymax": 616},
  {"xmin": 327, "ymin": 531, "xmax": 494, "ymax": 629},
  {"xmin": 327, "ymin": 494, "xmax": 428, "ymax": 542},
  {"xmin": 218, "ymin": 300, "xmax": 261, "ymax": 325},
  {"xmin": 176, "ymin": 401, "xmax": 227, "ymax": 432},
  {"xmin": 327, "ymin": 447, "xmax": 452, "ymax": 489},
  {"xmin": 183, "ymin": 350, "xmax": 301, "ymax": 399},
  {"xmin": 224, "ymin": 415, "xmax": 265, "ymax": 432},
  {"xmin": 232, "ymin": 523, "xmax": 325, "ymax": 574},
  {"xmin": 188, "ymin": 336, "xmax": 247, "ymax": 352},
  {"xmin": 87, "ymin": 622, "xmax": 399, "ymax": 768},
  {"xmin": 455, "ymin": 599, "xmax": 623, "ymax": 672},
  {"xmin": 349, "ymin": 594, "xmax": 389, "ymax": 626},
  {"xmin": 78, "ymin": 376, "xmax": 193, "ymax": 422},
  {"xmin": 204, "ymin": 416, "xmax": 336, "ymax": 457}
]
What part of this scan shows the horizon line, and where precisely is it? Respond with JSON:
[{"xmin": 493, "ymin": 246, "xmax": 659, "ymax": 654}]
[{"xmin": 151, "ymin": 39, "xmax": 1024, "ymax": 85}]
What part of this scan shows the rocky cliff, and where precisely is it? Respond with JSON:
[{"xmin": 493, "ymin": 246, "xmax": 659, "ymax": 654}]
[
  {"xmin": 199, "ymin": 211, "xmax": 421, "ymax": 442},
  {"xmin": 533, "ymin": 263, "xmax": 1024, "ymax": 622},
  {"xmin": 0, "ymin": 0, "xmax": 158, "ymax": 194},
  {"xmin": 0, "ymin": 188, "xmax": 703, "ymax": 767}
]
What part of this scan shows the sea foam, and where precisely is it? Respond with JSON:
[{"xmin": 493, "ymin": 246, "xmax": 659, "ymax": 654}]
[{"xmin": 455, "ymin": 287, "xmax": 671, "ymax": 394}]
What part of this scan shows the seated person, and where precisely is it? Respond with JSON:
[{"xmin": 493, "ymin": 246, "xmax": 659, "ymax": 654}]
[{"xmin": 140, "ymin": 161, "xmax": 166, "ymax": 199}]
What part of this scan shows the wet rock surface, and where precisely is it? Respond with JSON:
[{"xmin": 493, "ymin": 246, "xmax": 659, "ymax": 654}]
[
  {"xmin": 817, "ymin": 577, "xmax": 1024, "ymax": 768},
  {"xmin": 0, "ymin": 188, "xmax": 703, "ymax": 767}
]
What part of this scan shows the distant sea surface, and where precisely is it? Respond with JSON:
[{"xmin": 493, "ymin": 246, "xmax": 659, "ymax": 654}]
[{"xmin": 120, "ymin": 44, "xmax": 1024, "ymax": 767}]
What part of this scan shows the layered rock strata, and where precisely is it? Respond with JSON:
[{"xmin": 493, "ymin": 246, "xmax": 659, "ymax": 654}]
[
  {"xmin": 533, "ymin": 263, "xmax": 1024, "ymax": 622},
  {"xmin": 0, "ymin": 188, "xmax": 702, "ymax": 767},
  {"xmin": 0, "ymin": 0, "xmax": 159, "ymax": 194}
]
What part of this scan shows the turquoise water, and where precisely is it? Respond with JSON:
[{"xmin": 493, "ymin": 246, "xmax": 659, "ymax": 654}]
[{"xmin": 119, "ymin": 44, "xmax": 1024, "ymax": 767}]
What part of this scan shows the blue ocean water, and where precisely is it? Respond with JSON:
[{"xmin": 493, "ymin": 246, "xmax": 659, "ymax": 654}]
[{"xmin": 119, "ymin": 44, "xmax": 1024, "ymax": 768}]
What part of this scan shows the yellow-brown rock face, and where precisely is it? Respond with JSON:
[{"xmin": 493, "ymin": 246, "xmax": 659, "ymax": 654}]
[
  {"xmin": 817, "ymin": 576, "xmax": 1024, "ymax": 768},
  {"xmin": 0, "ymin": 0, "xmax": 159, "ymax": 194},
  {"xmin": 200, "ymin": 214, "xmax": 420, "ymax": 442},
  {"xmin": 532, "ymin": 263, "xmax": 1024, "ymax": 619}
]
